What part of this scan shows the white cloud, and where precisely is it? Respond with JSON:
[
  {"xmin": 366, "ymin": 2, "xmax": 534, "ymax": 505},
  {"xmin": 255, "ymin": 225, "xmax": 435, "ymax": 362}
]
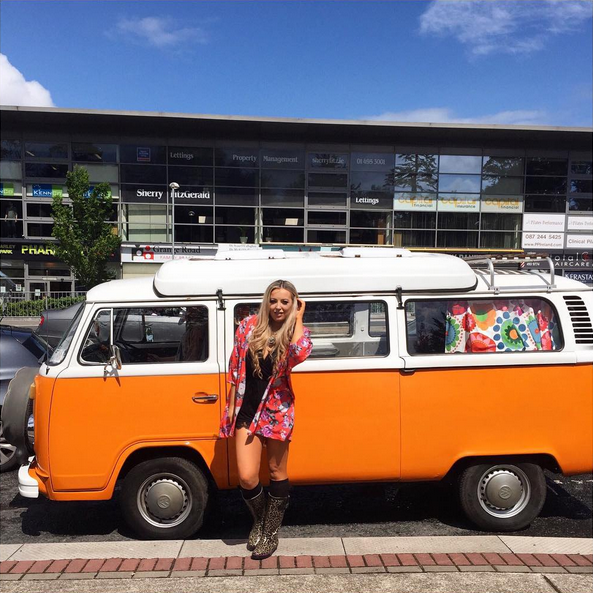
[
  {"xmin": 419, "ymin": 0, "xmax": 593, "ymax": 56},
  {"xmin": 0, "ymin": 54, "xmax": 55, "ymax": 107},
  {"xmin": 113, "ymin": 16, "xmax": 208, "ymax": 49},
  {"xmin": 363, "ymin": 107, "xmax": 551, "ymax": 126}
]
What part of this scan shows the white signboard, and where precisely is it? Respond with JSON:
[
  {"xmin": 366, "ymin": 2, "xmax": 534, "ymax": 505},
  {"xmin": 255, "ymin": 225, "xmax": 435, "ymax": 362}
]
[
  {"xmin": 481, "ymin": 196, "xmax": 524, "ymax": 213},
  {"xmin": 568, "ymin": 216, "xmax": 593, "ymax": 231},
  {"xmin": 566, "ymin": 234, "xmax": 593, "ymax": 248},
  {"xmin": 438, "ymin": 195, "xmax": 480, "ymax": 212},
  {"xmin": 394, "ymin": 193, "xmax": 437, "ymax": 212},
  {"xmin": 121, "ymin": 244, "xmax": 217, "ymax": 263},
  {"xmin": 522, "ymin": 232, "xmax": 564, "ymax": 249},
  {"xmin": 523, "ymin": 214, "xmax": 565, "ymax": 233}
]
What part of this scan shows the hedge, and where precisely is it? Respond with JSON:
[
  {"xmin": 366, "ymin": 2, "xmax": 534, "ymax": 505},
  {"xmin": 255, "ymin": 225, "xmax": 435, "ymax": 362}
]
[{"xmin": 0, "ymin": 295, "xmax": 85, "ymax": 317}]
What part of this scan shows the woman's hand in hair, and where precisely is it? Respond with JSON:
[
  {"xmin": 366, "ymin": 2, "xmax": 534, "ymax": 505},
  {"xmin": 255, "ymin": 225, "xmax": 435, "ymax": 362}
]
[
  {"xmin": 291, "ymin": 299, "xmax": 306, "ymax": 343},
  {"xmin": 295, "ymin": 298, "xmax": 306, "ymax": 320}
]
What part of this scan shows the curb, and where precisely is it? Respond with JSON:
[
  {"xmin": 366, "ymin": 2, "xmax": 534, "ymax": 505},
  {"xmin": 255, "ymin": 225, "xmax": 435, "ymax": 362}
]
[{"xmin": 1, "ymin": 553, "xmax": 592, "ymax": 581}]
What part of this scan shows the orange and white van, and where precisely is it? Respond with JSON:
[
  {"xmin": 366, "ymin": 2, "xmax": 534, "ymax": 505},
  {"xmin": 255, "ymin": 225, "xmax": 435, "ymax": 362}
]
[{"xmin": 5, "ymin": 248, "xmax": 593, "ymax": 538}]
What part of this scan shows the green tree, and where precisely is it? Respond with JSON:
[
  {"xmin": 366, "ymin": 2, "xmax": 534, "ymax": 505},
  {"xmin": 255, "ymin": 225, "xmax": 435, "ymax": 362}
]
[{"xmin": 51, "ymin": 165, "xmax": 120, "ymax": 289}]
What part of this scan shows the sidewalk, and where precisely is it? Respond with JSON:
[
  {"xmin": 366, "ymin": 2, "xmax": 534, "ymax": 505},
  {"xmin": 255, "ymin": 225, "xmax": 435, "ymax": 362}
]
[{"xmin": 1, "ymin": 535, "xmax": 592, "ymax": 591}]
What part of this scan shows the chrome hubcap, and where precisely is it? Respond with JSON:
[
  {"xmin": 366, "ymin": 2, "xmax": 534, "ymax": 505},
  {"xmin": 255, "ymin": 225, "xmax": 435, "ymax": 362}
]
[
  {"xmin": 137, "ymin": 474, "xmax": 191, "ymax": 528},
  {"xmin": 0, "ymin": 421, "xmax": 17, "ymax": 466},
  {"xmin": 478, "ymin": 465, "xmax": 531, "ymax": 518}
]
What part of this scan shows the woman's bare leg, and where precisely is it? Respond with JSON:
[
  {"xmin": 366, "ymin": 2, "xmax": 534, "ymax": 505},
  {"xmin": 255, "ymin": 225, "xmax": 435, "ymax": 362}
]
[
  {"xmin": 235, "ymin": 428, "xmax": 264, "ymax": 489},
  {"xmin": 266, "ymin": 438, "xmax": 290, "ymax": 482}
]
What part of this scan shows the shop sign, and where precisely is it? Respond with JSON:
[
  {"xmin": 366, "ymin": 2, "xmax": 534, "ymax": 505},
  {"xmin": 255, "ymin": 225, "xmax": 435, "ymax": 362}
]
[
  {"xmin": 83, "ymin": 185, "xmax": 113, "ymax": 198},
  {"xmin": 31, "ymin": 184, "xmax": 63, "ymax": 198},
  {"xmin": 564, "ymin": 271, "xmax": 593, "ymax": 284},
  {"xmin": 121, "ymin": 243, "xmax": 216, "ymax": 263},
  {"xmin": 481, "ymin": 196, "xmax": 523, "ymax": 213},
  {"xmin": 522, "ymin": 232, "xmax": 564, "ymax": 249},
  {"xmin": 215, "ymin": 147, "xmax": 260, "ymax": 168},
  {"xmin": 438, "ymin": 194, "xmax": 480, "ymax": 212},
  {"xmin": 568, "ymin": 216, "xmax": 593, "ymax": 231},
  {"xmin": 307, "ymin": 153, "xmax": 349, "ymax": 170},
  {"xmin": 168, "ymin": 146, "xmax": 213, "ymax": 166},
  {"xmin": 523, "ymin": 214, "xmax": 565, "ymax": 233},
  {"xmin": 394, "ymin": 192, "xmax": 437, "ymax": 211},
  {"xmin": 566, "ymin": 234, "xmax": 593, "ymax": 248},
  {"xmin": 524, "ymin": 252, "xmax": 592, "ymax": 269},
  {"xmin": 0, "ymin": 182, "xmax": 14, "ymax": 197},
  {"xmin": 137, "ymin": 147, "xmax": 151, "ymax": 162},
  {"xmin": 350, "ymin": 192, "xmax": 393, "ymax": 209},
  {"xmin": 351, "ymin": 153, "xmax": 394, "ymax": 171},
  {"xmin": 260, "ymin": 149, "xmax": 305, "ymax": 170},
  {"xmin": 122, "ymin": 186, "xmax": 213, "ymax": 205},
  {"xmin": 0, "ymin": 243, "xmax": 56, "ymax": 258}
]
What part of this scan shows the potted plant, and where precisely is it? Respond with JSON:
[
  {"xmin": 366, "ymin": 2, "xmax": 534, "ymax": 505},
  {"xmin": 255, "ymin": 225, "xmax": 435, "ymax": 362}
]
[{"xmin": 238, "ymin": 227, "xmax": 248, "ymax": 243}]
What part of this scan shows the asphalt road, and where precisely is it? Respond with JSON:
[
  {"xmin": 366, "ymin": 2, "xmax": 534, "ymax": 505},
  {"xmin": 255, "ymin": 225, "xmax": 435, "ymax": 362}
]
[{"xmin": 0, "ymin": 470, "xmax": 591, "ymax": 544}]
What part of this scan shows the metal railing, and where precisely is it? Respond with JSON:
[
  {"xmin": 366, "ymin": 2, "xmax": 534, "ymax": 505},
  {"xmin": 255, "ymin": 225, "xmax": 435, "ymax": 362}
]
[{"xmin": 0, "ymin": 291, "xmax": 86, "ymax": 318}]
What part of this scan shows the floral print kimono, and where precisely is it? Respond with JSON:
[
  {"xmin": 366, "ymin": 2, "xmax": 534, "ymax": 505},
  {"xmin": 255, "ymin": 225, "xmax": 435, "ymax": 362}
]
[{"xmin": 219, "ymin": 315, "xmax": 313, "ymax": 441}]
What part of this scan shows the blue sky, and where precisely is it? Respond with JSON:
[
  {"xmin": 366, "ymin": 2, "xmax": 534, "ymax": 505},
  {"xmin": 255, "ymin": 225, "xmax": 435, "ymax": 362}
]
[{"xmin": 1, "ymin": 0, "xmax": 592, "ymax": 126}]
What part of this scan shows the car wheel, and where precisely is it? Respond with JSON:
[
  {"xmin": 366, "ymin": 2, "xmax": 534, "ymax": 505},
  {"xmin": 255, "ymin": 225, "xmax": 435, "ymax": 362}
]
[
  {"xmin": 0, "ymin": 414, "xmax": 18, "ymax": 473},
  {"xmin": 459, "ymin": 461, "xmax": 546, "ymax": 531},
  {"xmin": 120, "ymin": 456, "xmax": 209, "ymax": 540}
]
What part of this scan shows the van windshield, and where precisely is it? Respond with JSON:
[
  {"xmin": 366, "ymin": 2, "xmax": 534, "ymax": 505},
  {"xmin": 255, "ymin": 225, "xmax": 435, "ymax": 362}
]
[{"xmin": 47, "ymin": 303, "xmax": 85, "ymax": 366}]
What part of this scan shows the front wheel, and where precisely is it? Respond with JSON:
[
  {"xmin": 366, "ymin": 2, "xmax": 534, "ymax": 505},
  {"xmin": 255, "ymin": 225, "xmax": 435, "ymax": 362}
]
[
  {"xmin": 120, "ymin": 457, "xmax": 209, "ymax": 540},
  {"xmin": 459, "ymin": 461, "xmax": 546, "ymax": 531}
]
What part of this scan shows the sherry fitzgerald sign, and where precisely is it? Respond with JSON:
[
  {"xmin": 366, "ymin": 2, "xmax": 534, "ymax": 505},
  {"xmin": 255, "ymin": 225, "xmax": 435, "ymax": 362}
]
[{"xmin": 121, "ymin": 186, "xmax": 213, "ymax": 205}]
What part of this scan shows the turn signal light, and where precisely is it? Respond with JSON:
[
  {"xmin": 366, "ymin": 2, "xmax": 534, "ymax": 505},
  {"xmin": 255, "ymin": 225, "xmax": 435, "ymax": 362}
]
[{"xmin": 28, "ymin": 382, "xmax": 36, "ymax": 400}]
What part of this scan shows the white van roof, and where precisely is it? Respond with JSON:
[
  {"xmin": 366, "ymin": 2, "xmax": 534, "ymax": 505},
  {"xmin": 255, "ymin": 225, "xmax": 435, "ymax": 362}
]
[{"xmin": 151, "ymin": 249, "xmax": 477, "ymax": 297}]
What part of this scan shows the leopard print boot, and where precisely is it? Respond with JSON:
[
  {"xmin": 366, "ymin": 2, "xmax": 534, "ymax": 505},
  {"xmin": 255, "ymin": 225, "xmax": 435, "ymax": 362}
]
[
  {"xmin": 251, "ymin": 494, "xmax": 289, "ymax": 560},
  {"xmin": 243, "ymin": 489, "xmax": 267, "ymax": 551}
]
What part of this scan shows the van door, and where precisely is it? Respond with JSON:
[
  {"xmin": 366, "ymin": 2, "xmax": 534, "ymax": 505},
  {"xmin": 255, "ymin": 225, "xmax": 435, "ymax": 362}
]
[
  {"xmin": 49, "ymin": 301, "xmax": 225, "ymax": 492},
  {"xmin": 225, "ymin": 297, "xmax": 402, "ymax": 485}
]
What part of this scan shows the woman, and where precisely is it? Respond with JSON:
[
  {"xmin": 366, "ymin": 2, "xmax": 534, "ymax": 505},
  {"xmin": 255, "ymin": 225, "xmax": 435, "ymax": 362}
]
[{"xmin": 219, "ymin": 279, "xmax": 312, "ymax": 559}]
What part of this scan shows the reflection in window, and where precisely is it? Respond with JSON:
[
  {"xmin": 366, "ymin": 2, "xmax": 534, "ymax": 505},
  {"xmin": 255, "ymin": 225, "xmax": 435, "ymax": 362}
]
[
  {"xmin": 262, "ymin": 208, "xmax": 304, "ymax": 226},
  {"xmin": 481, "ymin": 176, "xmax": 524, "ymax": 194},
  {"xmin": 215, "ymin": 225, "xmax": 254, "ymax": 243},
  {"xmin": 481, "ymin": 213, "xmax": 522, "ymax": 231},
  {"xmin": 350, "ymin": 210, "xmax": 391, "ymax": 228},
  {"xmin": 307, "ymin": 192, "xmax": 347, "ymax": 208},
  {"xmin": 570, "ymin": 179, "xmax": 592, "ymax": 193},
  {"xmin": 168, "ymin": 166, "xmax": 213, "ymax": 186},
  {"xmin": 24, "ymin": 142, "xmax": 68, "ymax": 159},
  {"xmin": 216, "ymin": 187, "xmax": 258, "ymax": 206},
  {"xmin": 1, "ymin": 140, "xmax": 22, "ymax": 160},
  {"xmin": 524, "ymin": 195, "xmax": 567, "ymax": 213},
  {"xmin": 438, "ymin": 174, "xmax": 481, "ymax": 193},
  {"xmin": 437, "ymin": 231, "xmax": 478, "ymax": 248},
  {"xmin": 438, "ymin": 212, "xmax": 479, "ymax": 229},
  {"xmin": 122, "ymin": 225, "xmax": 167, "ymax": 242},
  {"xmin": 174, "ymin": 205, "xmax": 213, "ymax": 224},
  {"xmin": 395, "ymin": 229, "xmax": 435, "ymax": 247},
  {"xmin": 350, "ymin": 171, "xmax": 392, "ymax": 192},
  {"xmin": 568, "ymin": 196, "xmax": 592, "ymax": 211},
  {"xmin": 262, "ymin": 227, "xmax": 304, "ymax": 243},
  {"xmin": 306, "ymin": 229, "xmax": 346, "ymax": 243},
  {"xmin": 176, "ymin": 225, "xmax": 214, "ymax": 243},
  {"xmin": 72, "ymin": 143, "xmax": 117, "ymax": 163},
  {"xmin": 570, "ymin": 161, "xmax": 592, "ymax": 175},
  {"xmin": 261, "ymin": 170, "xmax": 305, "ymax": 189},
  {"xmin": 405, "ymin": 298, "xmax": 561, "ymax": 355},
  {"xmin": 80, "ymin": 310, "xmax": 111, "ymax": 363},
  {"xmin": 482, "ymin": 157, "xmax": 524, "ymax": 176},
  {"xmin": 393, "ymin": 174, "xmax": 437, "ymax": 192},
  {"xmin": 526, "ymin": 158, "xmax": 567, "ymax": 176},
  {"xmin": 525, "ymin": 176, "xmax": 567, "ymax": 194},
  {"xmin": 307, "ymin": 211, "xmax": 346, "ymax": 226},
  {"xmin": 261, "ymin": 189, "xmax": 304, "ymax": 207},
  {"xmin": 480, "ymin": 232, "xmax": 521, "ymax": 249},
  {"xmin": 395, "ymin": 154, "xmax": 438, "ymax": 176},
  {"xmin": 214, "ymin": 207, "xmax": 256, "ymax": 225},
  {"xmin": 25, "ymin": 163, "xmax": 69, "ymax": 179},
  {"xmin": 439, "ymin": 155, "xmax": 481, "ymax": 174},
  {"xmin": 349, "ymin": 228, "xmax": 390, "ymax": 245},
  {"xmin": 120, "ymin": 164, "xmax": 167, "ymax": 185},
  {"xmin": 307, "ymin": 173, "xmax": 348, "ymax": 188},
  {"xmin": 215, "ymin": 167, "xmax": 258, "ymax": 187},
  {"xmin": 393, "ymin": 212, "xmax": 436, "ymax": 229}
]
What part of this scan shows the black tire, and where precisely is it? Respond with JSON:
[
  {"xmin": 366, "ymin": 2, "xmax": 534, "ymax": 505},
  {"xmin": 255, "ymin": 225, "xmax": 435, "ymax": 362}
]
[
  {"xmin": 0, "ymin": 413, "xmax": 18, "ymax": 473},
  {"xmin": 120, "ymin": 456, "xmax": 209, "ymax": 540},
  {"xmin": 459, "ymin": 461, "xmax": 546, "ymax": 532}
]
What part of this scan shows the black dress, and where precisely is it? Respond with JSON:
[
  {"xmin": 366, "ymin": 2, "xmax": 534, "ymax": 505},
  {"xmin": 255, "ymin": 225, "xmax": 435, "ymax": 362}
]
[{"xmin": 235, "ymin": 349, "xmax": 275, "ymax": 429}]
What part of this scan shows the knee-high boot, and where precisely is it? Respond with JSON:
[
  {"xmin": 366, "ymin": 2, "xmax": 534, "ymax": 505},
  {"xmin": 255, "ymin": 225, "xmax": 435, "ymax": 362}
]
[
  {"xmin": 242, "ymin": 489, "xmax": 267, "ymax": 551},
  {"xmin": 251, "ymin": 493, "xmax": 289, "ymax": 559}
]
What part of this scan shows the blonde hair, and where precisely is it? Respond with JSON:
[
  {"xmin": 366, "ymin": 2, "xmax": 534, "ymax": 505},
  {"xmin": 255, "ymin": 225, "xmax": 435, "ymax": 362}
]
[{"xmin": 248, "ymin": 279, "xmax": 298, "ymax": 377}]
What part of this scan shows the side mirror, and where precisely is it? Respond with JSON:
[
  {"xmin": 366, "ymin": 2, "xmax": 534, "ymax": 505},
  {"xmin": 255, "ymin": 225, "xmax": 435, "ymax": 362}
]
[{"xmin": 109, "ymin": 344, "xmax": 123, "ymax": 370}]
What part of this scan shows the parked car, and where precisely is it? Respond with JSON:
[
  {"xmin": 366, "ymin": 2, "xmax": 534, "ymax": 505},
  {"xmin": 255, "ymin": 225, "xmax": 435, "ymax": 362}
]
[
  {"xmin": 0, "ymin": 326, "xmax": 51, "ymax": 472},
  {"xmin": 35, "ymin": 301, "xmax": 84, "ymax": 348}
]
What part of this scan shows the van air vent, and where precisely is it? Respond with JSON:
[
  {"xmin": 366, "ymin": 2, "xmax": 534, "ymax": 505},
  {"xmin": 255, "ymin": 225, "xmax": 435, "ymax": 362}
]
[{"xmin": 563, "ymin": 295, "xmax": 593, "ymax": 344}]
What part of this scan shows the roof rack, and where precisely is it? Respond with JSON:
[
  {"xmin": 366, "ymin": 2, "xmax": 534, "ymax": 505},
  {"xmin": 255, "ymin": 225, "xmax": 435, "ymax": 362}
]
[{"xmin": 467, "ymin": 254, "xmax": 556, "ymax": 294}]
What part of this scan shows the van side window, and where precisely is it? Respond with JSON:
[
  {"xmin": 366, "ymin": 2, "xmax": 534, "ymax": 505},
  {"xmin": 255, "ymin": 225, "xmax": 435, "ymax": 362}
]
[
  {"xmin": 80, "ymin": 306, "xmax": 208, "ymax": 364},
  {"xmin": 234, "ymin": 301, "xmax": 388, "ymax": 358},
  {"xmin": 80, "ymin": 309, "xmax": 111, "ymax": 363},
  {"xmin": 406, "ymin": 298, "xmax": 562, "ymax": 355}
]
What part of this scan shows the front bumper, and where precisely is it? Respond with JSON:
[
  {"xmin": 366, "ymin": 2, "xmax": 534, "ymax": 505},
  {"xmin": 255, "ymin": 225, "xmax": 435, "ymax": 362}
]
[{"xmin": 18, "ymin": 460, "xmax": 39, "ymax": 498}]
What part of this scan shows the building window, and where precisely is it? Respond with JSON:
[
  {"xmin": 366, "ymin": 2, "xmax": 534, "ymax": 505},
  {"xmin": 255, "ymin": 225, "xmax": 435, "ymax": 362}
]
[
  {"xmin": 72, "ymin": 143, "xmax": 118, "ymax": 163},
  {"xmin": 25, "ymin": 163, "xmax": 69, "ymax": 179},
  {"xmin": 1, "ymin": 140, "xmax": 22, "ymax": 160},
  {"xmin": 24, "ymin": 142, "xmax": 68, "ymax": 159}
]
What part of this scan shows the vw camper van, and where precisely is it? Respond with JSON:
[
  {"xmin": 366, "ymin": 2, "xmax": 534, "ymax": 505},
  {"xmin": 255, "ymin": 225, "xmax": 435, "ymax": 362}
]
[{"xmin": 4, "ymin": 248, "xmax": 592, "ymax": 539}]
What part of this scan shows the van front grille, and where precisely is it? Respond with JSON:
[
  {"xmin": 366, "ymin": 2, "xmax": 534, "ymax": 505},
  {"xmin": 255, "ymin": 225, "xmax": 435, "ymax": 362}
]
[{"xmin": 563, "ymin": 295, "xmax": 593, "ymax": 344}]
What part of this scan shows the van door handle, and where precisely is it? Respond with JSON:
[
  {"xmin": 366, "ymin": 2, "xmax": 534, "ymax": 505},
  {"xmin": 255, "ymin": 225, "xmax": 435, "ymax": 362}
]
[
  {"xmin": 192, "ymin": 393, "xmax": 218, "ymax": 403},
  {"xmin": 400, "ymin": 369, "xmax": 416, "ymax": 375}
]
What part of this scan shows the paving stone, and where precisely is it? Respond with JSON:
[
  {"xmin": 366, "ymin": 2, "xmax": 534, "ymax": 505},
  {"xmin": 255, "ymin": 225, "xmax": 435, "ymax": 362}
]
[
  {"xmin": 0, "ymin": 574, "xmax": 22, "ymax": 581},
  {"xmin": 423, "ymin": 566, "xmax": 458, "ymax": 572},
  {"xmin": 295, "ymin": 556, "xmax": 312, "ymax": 568},
  {"xmin": 482, "ymin": 553, "xmax": 505, "ymax": 565},
  {"xmin": 0, "ymin": 561, "xmax": 17, "ymax": 574},
  {"xmin": 244, "ymin": 557, "xmax": 261, "ymax": 570},
  {"xmin": 208, "ymin": 557, "xmax": 225, "ymax": 570},
  {"xmin": 59, "ymin": 573, "xmax": 97, "ymax": 580},
  {"xmin": 278, "ymin": 556, "xmax": 296, "ymax": 569},
  {"xmin": 9, "ymin": 560, "xmax": 35, "ymax": 574},
  {"xmin": 448, "ymin": 553, "xmax": 471, "ymax": 566},
  {"xmin": 516, "ymin": 553, "xmax": 542, "ymax": 566},
  {"xmin": 96, "ymin": 571, "xmax": 134, "ymax": 579},
  {"xmin": 329, "ymin": 555, "xmax": 348, "ymax": 568},
  {"xmin": 46, "ymin": 559, "xmax": 70, "ymax": 573},
  {"xmin": 172, "ymin": 557, "xmax": 191, "ymax": 572},
  {"xmin": 225, "ymin": 556, "xmax": 243, "ymax": 570},
  {"xmin": 531, "ymin": 566, "xmax": 567, "ymax": 573},
  {"xmin": 346, "ymin": 554, "xmax": 365, "ymax": 567},
  {"xmin": 458, "ymin": 565, "xmax": 496, "ymax": 572},
  {"xmin": 137, "ymin": 558, "xmax": 158, "ymax": 572},
  {"xmin": 28, "ymin": 560, "xmax": 53, "ymax": 573},
  {"xmin": 351, "ymin": 566, "xmax": 386, "ymax": 573},
  {"xmin": 313, "ymin": 556, "xmax": 330, "ymax": 568},
  {"xmin": 364, "ymin": 554, "xmax": 383, "ymax": 567},
  {"xmin": 83, "ymin": 559, "xmax": 105, "ymax": 572},
  {"xmin": 533, "ymin": 553, "xmax": 559, "ymax": 567},
  {"xmin": 495, "ymin": 565, "xmax": 531, "ymax": 573},
  {"xmin": 243, "ymin": 568, "xmax": 278, "ymax": 576},
  {"xmin": 499, "ymin": 553, "xmax": 524, "ymax": 566},
  {"xmin": 155, "ymin": 558, "xmax": 174, "ymax": 571},
  {"xmin": 584, "ymin": 554, "xmax": 593, "ymax": 564},
  {"xmin": 22, "ymin": 573, "xmax": 60, "ymax": 580},
  {"xmin": 568, "ymin": 554, "xmax": 592, "ymax": 566},
  {"xmin": 432, "ymin": 553, "xmax": 454, "ymax": 566},
  {"xmin": 315, "ymin": 567, "xmax": 350, "ymax": 574},
  {"xmin": 190, "ymin": 557, "xmax": 209, "ymax": 570},
  {"xmin": 465, "ymin": 553, "xmax": 489, "ymax": 566},
  {"xmin": 99, "ymin": 558, "xmax": 122, "ymax": 572},
  {"xmin": 64, "ymin": 559, "xmax": 88, "ymax": 573},
  {"xmin": 380, "ymin": 554, "xmax": 400, "ymax": 567},
  {"xmin": 120, "ymin": 559, "xmax": 140, "ymax": 572},
  {"xmin": 133, "ymin": 571, "xmax": 170, "ymax": 578},
  {"xmin": 0, "ymin": 545, "xmax": 22, "ymax": 563},
  {"xmin": 566, "ymin": 566, "xmax": 593, "ymax": 573},
  {"xmin": 261, "ymin": 556, "xmax": 278, "ymax": 569},
  {"xmin": 553, "ymin": 554, "xmax": 578, "ymax": 567},
  {"xmin": 208, "ymin": 569, "xmax": 243, "ymax": 577},
  {"xmin": 414, "ymin": 553, "xmax": 435, "ymax": 566},
  {"xmin": 170, "ymin": 570, "xmax": 206, "ymax": 578},
  {"xmin": 279, "ymin": 567, "xmax": 315, "ymax": 575},
  {"xmin": 397, "ymin": 554, "xmax": 418, "ymax": 566},
  {"xmin": 386, "ymin": 566, "xmax": 423, "ymax": 573}
]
